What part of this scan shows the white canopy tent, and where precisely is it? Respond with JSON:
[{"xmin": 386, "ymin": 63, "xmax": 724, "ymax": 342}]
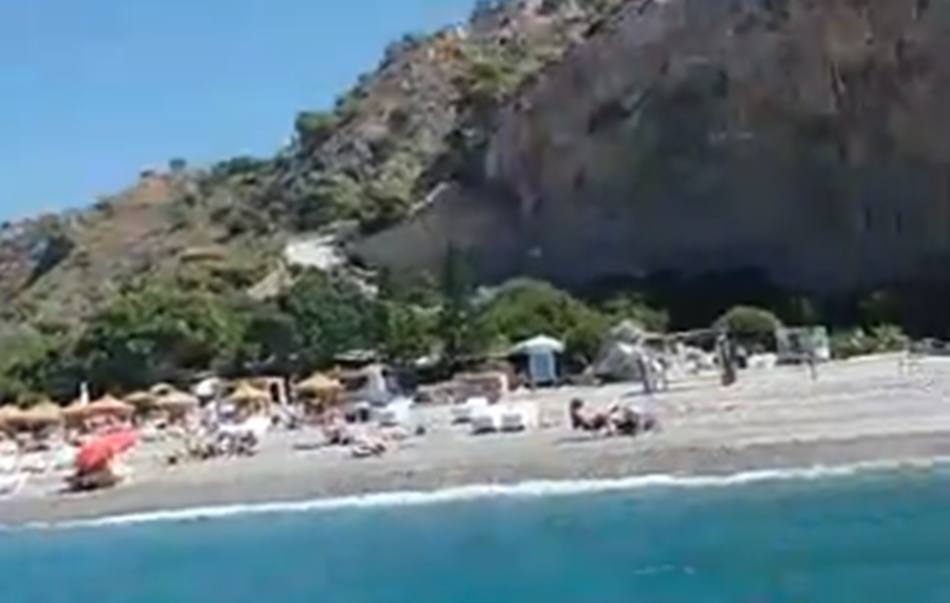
[
  {"xmin": 510, "ymin": 334, "xmax": 565, "ymax": 355},
  {"xmin": 510, "ymin": 334, "xmax": 564, "ymax": 386}
]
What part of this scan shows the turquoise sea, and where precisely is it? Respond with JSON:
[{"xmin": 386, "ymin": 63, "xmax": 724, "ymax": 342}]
[{"xmin": 1, "ymin": 465, "xmax": 948, "ymax": 602}]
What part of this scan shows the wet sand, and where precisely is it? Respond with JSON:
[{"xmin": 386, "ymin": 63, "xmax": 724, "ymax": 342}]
[{"xmin": 2, "ymin": 355, "xmax": 949, "ymax": 526}]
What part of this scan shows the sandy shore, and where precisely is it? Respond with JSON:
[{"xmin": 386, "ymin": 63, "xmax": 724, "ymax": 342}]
[{"xmin": 2, "ymin": 355, "xmax": 950, "ymax": 526}]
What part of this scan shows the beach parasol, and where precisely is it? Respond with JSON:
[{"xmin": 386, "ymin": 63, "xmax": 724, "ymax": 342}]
[
  {"xmin": 155, "ymin": 389, "xmax": 198, "ymax": 409},
  {"xmin": 64, "ymin": 394, "xmax": 133, "ymax": 419},
  {"xmin": 295, "ymin": 372, "xmax": 342, "ymax": 394},
  {"xmin": 124, "ymin": 391, "xmax": 155, "ymax": 409},
  {"xmin": 228, "ymin": 382, "xmax": 270, "ymax": 405},
  {"xmin": 88, "ymin": 394, "xmax": 134, "ymax": 415},
  {"xmin": 75, "ymin": 429, "xmax": 137, "ymax": 473},
  {"xmin": 20, "ymin": 401, "xmax": 64, "ymax": 425},
  {"xmin": 149, "ymin": 382, "xmax": 175, "ymax": 396},
  {"xmin": 0, "ymin": 405, "xmax": 24, "ymax": 428}
]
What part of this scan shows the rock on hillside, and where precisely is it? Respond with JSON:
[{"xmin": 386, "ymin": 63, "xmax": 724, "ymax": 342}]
[{"xmin": 352, "ymin": 0, "xmax": 950, "ymax": 295}]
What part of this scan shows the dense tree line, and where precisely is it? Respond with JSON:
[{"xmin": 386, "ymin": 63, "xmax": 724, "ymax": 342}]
[
  {"xmin": 0, "ymin": 250, "xmax": 668, "ymax": 404},
  {"xmin": 1, "ymin": 250, "xmax": 915, "ymax": 405}
]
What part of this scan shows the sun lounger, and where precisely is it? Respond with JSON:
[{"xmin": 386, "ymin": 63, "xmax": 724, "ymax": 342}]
[
  {"xmin": 498, "ymin": 402, "xmax": 539, "ymax": 432},
  {"xmin": 469, "ymin": 402, "xmax": 539, "ymax": 434},
  {"xmin": 375, "ymin": 398, "xmax": 412, "ymax": 427},
  {"xmin": 452, "ymin": 396, "xmax": 489, "ymax": 423},
  {"xmin": 470, "ymin": 406, "xmax": 500, "ymax": 434}
]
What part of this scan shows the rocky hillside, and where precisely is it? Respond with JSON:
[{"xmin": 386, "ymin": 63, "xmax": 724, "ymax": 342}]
[
  {"xmin": 353, "ymin": 0, "xmax": 950, "ymax": 296},
  {"xmin": 5, "ymin": 0, "xmax": 950, "ymax": 331},
  {"xmin": 0, "ymin": 0, "xmax": 625, "ymax": 327}
]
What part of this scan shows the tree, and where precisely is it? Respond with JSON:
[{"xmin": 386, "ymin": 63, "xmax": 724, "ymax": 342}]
[
  {"xmin": 74, "ymin": 285, "xmax": 244, "ymax": 391},
  {"xmin": 714, "ymin": 305, "xmax": 783, "ymax": 338},
  {"xmin": 375, "ymin": 269, "xmax": 435, "ymax": 363},
  {"xmin": 0, "ymin": 330, "xmax": 81, "ymax": 403},
  {"xmin": 223, "ymin": 297, "xmax": 300, "ymax": 373},
  {"xmin": 480, "ymin": 278, "xmax": 609, "ymax": 361},
  {"xmin": 435, "ymin": 246, "xmax": 487, "ymax": 362},
  {"xmin": 279, "ymin": 270, "xmax": 378, "ymax": 366}
]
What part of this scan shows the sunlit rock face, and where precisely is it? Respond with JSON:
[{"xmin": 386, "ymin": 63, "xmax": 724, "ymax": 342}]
[{"xmin": 356, "ymin": 0, "xmax": 950, "ymax": 294}]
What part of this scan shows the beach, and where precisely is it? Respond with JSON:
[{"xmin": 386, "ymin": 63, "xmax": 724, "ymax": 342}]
[{"xmin": 2, "ymin": 354, "xmax": 949, "ymax": 526}]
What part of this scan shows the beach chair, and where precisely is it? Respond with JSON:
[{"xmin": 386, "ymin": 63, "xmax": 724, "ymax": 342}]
[
  {"xmin": 452, "ymin": 396, "xmax": 488, "ymax": 423},
  {"xmin": 498, "ymin": 402, "xmax": 539, "ymax": 432},
  {"xmin": 470, "ymin": 406, "xmax": 500, "ymax": 434}
]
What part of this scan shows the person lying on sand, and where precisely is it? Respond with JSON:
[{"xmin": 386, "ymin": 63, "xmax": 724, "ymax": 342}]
[
  {"xmin": 66, "ymin": 461, "xmax": 121, "ymax": 492},
  {"xmin": 569, "ymin": 398, "xmax": 658, "ymax": 436},
  {"xmin": 350, "ymin": 434, "xmax": 387, "ymax": 458}
]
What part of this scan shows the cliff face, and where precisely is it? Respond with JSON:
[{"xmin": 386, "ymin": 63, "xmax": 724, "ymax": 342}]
[
  {"xmin": 5, "ymin": 0, "xmax": 950, "ymax": 329},
  {"xmin": 354, "ymin": 0, "xmax": 950, "ymax": 293}
]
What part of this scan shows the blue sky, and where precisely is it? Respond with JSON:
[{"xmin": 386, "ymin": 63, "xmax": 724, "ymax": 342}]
[{"xmin": 0, "ymin": 0, "xmax": 476, "ymax": 221}]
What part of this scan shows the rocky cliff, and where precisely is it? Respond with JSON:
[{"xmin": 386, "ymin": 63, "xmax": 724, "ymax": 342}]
[
  {"xmin": 353, "ymin": 0, "xmax": 950, "ymax": 294},
  {"xmin": 4, "ymin": 0, "xmax": 950, "ymax": 329}
]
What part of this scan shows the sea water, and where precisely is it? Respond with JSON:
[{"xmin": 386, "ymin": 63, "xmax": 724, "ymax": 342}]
[{"xmin": 1, "ymin": 464, "xmax": 949, "ymax": 602}]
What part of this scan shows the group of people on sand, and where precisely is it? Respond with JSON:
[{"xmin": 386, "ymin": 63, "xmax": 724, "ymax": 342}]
[
  {"xmin": 319, "ymin": 407, "xmax": 418, "ymax": 458},
  {"xmin": 568, "ymin": 398, "xmax": 659, "ymax": 437}
]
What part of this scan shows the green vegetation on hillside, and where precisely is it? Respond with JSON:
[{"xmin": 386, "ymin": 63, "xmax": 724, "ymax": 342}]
[{"xmin": 0, "ymin": 245, "xmax": 914, "ymax": 404}]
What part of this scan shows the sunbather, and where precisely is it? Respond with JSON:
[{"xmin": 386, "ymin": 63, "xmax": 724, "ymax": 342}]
[
  {"xmin": 569, "ymin": 398, "xmax": 658, "ymax": 436},
  {"xmin": 350, "ymin": 435, "xmax": 387, "ymax": 458}
]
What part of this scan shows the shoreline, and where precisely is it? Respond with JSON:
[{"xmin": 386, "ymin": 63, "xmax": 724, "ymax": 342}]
[
  {"xmin": 2, "ymin": 430, "xmax": 949, "ymax": 528},
  {"xmin": 4, "ymin": 356, "xmax": 950, "ymax": 528}
]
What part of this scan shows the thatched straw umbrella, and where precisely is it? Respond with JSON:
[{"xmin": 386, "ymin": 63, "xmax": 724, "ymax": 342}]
[
  {"xmin": 0, "ymin": 404, "xmax": 24, "ymax": 431},
  {"xmin": 63, "ymin": 394, "xmax": 133, "ymax": 422},
  {"xmin": 227, "ymin": 382, "xmax": 271, "ymax": 413},
  {"xmin": 124, "ymin": 390, "xmax": 156, "ymax": 410},
  {"xmin": 295, "ymin": 372, "xmax": 343, "ymax": 411},
  {"xmin": 228, "ymin": 382, "xmax": 269, "ymax": 403},
  {"xmin": 156, "ymin": 389, "xmax": 198, "ymax": 410},
  {"xmin": 296, "ymin": 372, "xmax": 342, "ymax": 395},
  {"xmin": 21, "ymin": 401, "xmax": 63, "ymax": 424},
  {"xmin": 149, "ymin": 382, "xmax": 175, "ymax": 396},
  {"xmin": 89, "ymin": 394, "xmax": 134, "ymax": 416},
  {"xmin": 2, "ymin": 401, "xmax": 63, "ymax": 433},
  {"xmin": 155, "ymin": 389, "xmax": 199, "ymax": 422}
]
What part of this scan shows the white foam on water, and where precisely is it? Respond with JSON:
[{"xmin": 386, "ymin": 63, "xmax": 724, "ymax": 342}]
[{"xmin": 6, "ymin": 456, "xmax": 947, "ymax": 532}]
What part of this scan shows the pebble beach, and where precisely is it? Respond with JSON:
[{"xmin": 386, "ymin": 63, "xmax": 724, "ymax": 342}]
[{"xmin": 2, "ymin": 354, "xmax": 949, "ymax": 527}]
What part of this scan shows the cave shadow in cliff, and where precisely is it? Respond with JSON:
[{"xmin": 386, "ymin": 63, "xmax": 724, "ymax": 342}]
[
  {"xmin": 882, "ymin": 278, "xmax": 950, "ymax": 339},
  {"xmin": 584, "ymin": 268, "xmax": 950, "ymax": 338},
  {"xmin": 582, "ymin": 267, "xmax": 800, "ymax": 329}
]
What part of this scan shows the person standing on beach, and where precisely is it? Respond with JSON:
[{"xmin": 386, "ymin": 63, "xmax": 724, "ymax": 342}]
[
  {"xmin": 804, "ymin": 345, "xmax": 818, "ymax": 380},
  {"xmin": 717, "ymin": 332, "xmax": 737, "ymax": 386}
]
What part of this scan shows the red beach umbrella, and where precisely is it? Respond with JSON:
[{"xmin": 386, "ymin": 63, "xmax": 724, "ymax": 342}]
[{"xmin": 75, "ymin": 429, "xmax": 137, "ymax": 473}]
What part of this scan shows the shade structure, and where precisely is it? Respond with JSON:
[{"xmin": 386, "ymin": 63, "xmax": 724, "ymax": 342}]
[
  {"xmin": 228, "ymin": 382, "xmax": 270, "ymax": 404},
  {"xmin": 510, "ymin": 334, "xmax": 565, "ymax": 355},
  {"xmin": 0, "ymin": 405, "xmax": 26, "ymax": 429},
  {"xmin": 64, "ymin": 394, "xmax": 133, "ymax": 419},
  {"xmin": 149, "ymin": 382, "xmax": 175, "ymax": 396},
  {"xmin": 155, "ymin": 389, "xmax": 198, "ymax": 409},
  {"xmin": 295, "ymin": 373, "xmax": 343, "ymax": 394},
  {"xmin": 20, "ymin": 401, "xmax": 64, "ymax": 424},
  {"xmin": 124, "ymin": 391, "xmax": 155, "ymax": 408},
  {"xmin": 75, "ymin": 429, "xmax": 137, "ymax": 473}
]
